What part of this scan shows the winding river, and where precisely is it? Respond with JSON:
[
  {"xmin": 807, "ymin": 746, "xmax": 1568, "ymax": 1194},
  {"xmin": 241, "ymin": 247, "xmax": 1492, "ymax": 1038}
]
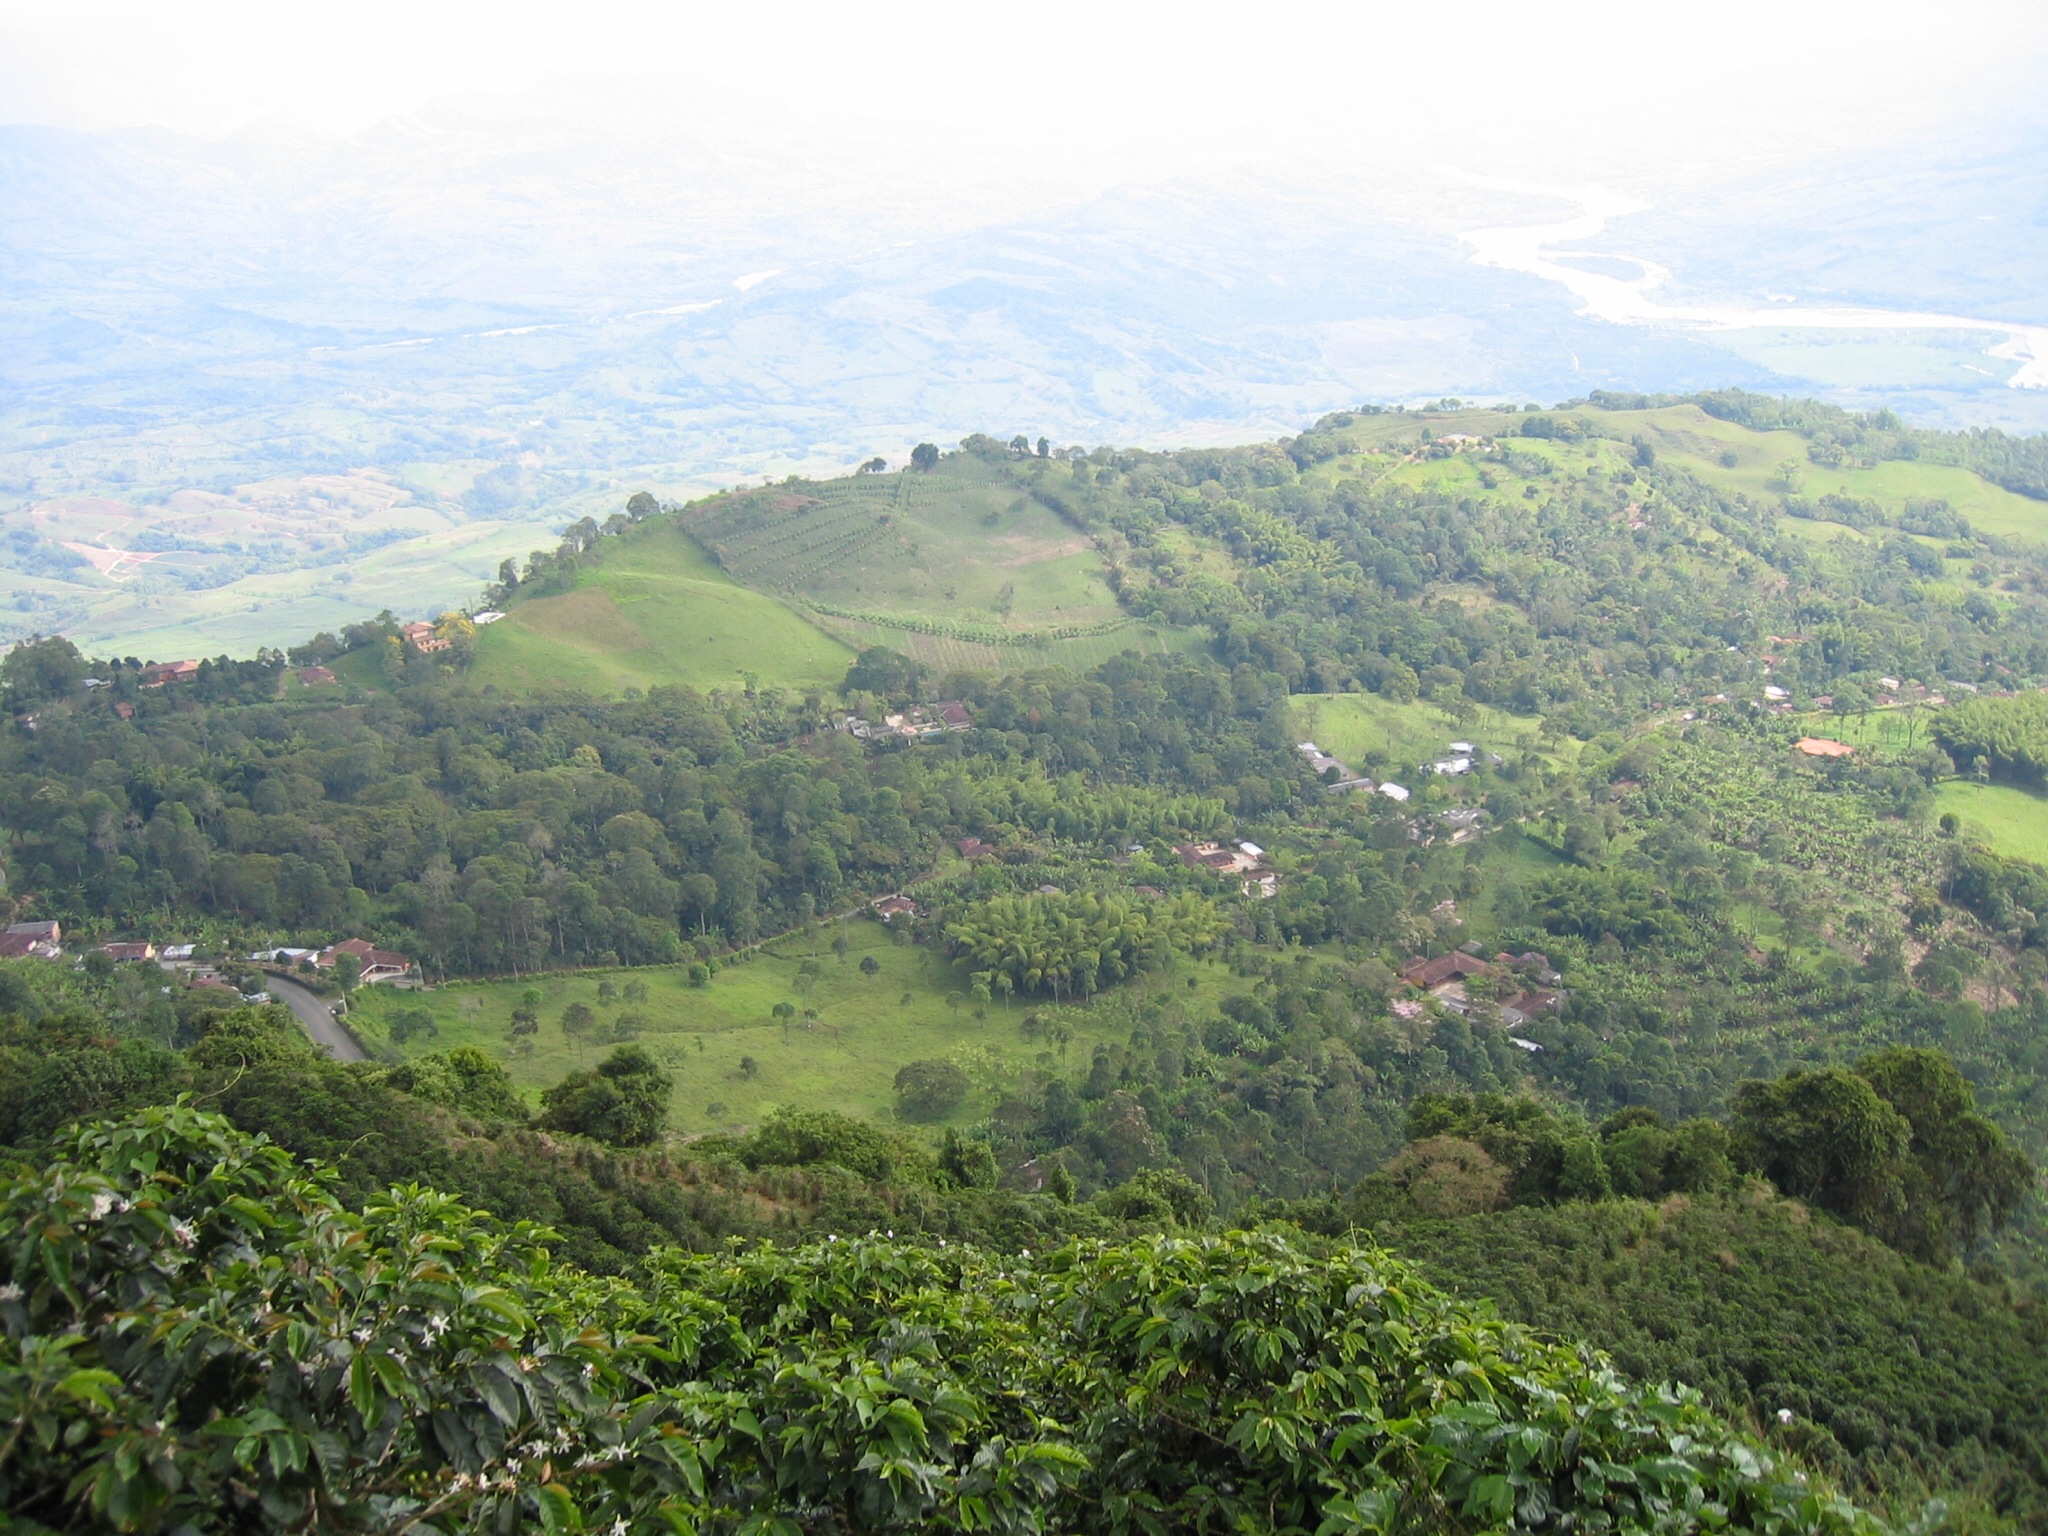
[{"xmin": 1458, "ymin": 179, "xmax": 2048, "ymax": 389}]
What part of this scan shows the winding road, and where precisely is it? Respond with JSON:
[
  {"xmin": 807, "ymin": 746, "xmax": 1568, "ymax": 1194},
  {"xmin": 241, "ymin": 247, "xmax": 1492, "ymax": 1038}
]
[{"xmin": 266, "ymin": 972, "xmax": 367, "ymax": 1062}]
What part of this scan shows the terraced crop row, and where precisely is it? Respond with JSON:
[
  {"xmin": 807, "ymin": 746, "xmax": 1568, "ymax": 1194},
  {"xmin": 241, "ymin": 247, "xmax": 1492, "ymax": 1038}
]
[
  {"xmin": 708, "ymin": 506, "xmax": 882, "ymax": 566},
  {"xmin": 797, "ymin": 598, "xmax": 1131, "ymax": 646}
]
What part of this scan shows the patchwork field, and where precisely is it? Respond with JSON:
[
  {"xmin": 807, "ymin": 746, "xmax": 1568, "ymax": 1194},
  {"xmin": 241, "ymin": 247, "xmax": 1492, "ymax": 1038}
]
[
  {"xmin": 347, "ymin": 917, "xmax": 1250, "ymax": 1134},
  {"xmin": 10, "ymin": 468, "xmax": 567, "ymax": 658}
]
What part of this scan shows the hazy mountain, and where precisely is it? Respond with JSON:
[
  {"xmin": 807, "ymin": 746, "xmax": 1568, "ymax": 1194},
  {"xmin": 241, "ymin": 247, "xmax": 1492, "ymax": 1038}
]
[{"xmin": 3, "ymin": 102, "xmax": 2044, "ymax": 655}]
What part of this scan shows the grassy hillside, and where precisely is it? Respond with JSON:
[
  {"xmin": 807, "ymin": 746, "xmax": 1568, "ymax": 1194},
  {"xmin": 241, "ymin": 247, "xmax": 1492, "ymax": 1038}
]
[
  {"xmin": 684, "ymin": 465, "xmax": 1123, "ymax": 627},
  {"xmin": 1934, "ymin": 779, "xmax": 2048, "ymax": 866},
  {"xmin": 348, "ymin": 916, "xmax": 1250, "ymax": 1134},
  {"xmin": 466, "ymin": 519, "xmax": 854, "ymax": 696},
  {"xmin": 466, "ymin": 458, "xmax": 1219, "ymax": 697},
  {"xmin": 1312, "ymin": 402, "xmax": 2048, "ymax": 545}
]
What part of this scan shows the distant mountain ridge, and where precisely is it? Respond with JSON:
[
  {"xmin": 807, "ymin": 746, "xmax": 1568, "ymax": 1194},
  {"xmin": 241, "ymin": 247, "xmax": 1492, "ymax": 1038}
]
[{"xmin": 3, "ymin": 117, "xmax": 2045, "ymax": 655}]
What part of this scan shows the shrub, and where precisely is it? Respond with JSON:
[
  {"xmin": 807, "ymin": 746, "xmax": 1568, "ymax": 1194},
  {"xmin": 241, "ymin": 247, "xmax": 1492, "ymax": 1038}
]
[{"xmin": 535, "ymin": 1044, "xmax": 672, "ymax": 1146}]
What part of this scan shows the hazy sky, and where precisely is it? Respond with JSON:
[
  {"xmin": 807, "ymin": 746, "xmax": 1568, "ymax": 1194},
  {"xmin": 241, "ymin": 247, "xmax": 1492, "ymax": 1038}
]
[{"xmin": 4, "ymin": 0, "xmax": 2046, "ymax": 189}]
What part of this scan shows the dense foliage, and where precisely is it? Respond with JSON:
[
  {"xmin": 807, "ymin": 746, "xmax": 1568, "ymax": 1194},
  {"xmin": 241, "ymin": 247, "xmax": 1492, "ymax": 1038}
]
[
  {"xmin": 944, "ymin": 889, "xmax": 1226, "ymax": 1000},
  {"xmin": 0, "ymin": 1105, "xmax": 1885, "ymax": 1536},
  {"xmin": 1377, "ymin": 1195, "xmax": 2048, "ymax": 1529},
  {"xmin": 0, "ymin": 647, "xmax": 1297, "ymax": 974},
  {"xmin": 11, "ymin": 400, "xmax": 2048, "ymax": 1527}
]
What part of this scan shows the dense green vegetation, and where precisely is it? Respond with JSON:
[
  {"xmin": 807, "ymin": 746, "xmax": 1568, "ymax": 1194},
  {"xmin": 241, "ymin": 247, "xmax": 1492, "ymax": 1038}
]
[
  {"xmin": 3, "ymin": 1105, "xmax": 1895, "ymax": 1536},
  {"xmin": 12, "ymin": 398, "xmax": 2048, "ymax": 1529}
]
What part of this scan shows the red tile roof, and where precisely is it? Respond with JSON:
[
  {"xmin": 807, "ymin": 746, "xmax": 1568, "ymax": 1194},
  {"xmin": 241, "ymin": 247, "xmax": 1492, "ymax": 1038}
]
[{"xmin": 1399, "ymin": 952, "xmax": 1494, "ymax": 989}]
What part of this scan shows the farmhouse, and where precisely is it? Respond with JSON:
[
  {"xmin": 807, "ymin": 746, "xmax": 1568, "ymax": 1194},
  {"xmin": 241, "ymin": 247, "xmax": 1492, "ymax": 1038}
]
[
  {"xmin": 140, "ymin": 660, "xmax": 200, "ymax": 687},
  {"xmin": 1296, "ymin": 740, "xmax": 1352, "ymax": 779},
  {"xmin": 1175, "ymin": 841, "xmax": 1261, "ymax": 876},
  {"xmin": 1497, "ymin": 989, "xmax": 1565, "ymax": 1027},
  {"xmin": 1401, "ymin": 952, "xmax": 1494, "ymax": 990},
  {"xmin": 1377, "ymin": 781, "xmax": 1411, "ymax": 802},
  {"xmin": 312, "ymin": 937, "xmax": 414, "ymax": 984},
  {"xmin": 98, "ymin": 941, "xmax": 157, "ymax": 963},
  {"xmin": 839, "ymin": 701, "xmax": 973, "ymax": 740},
  {"xmin": 873, "ymin": 895, "xmax": 919, "ymax": 921},
  {"xmin": 298, "ymin": 665, "xmax": 338, "ymax": 686},
  {"xmin": 1794, "ymin": 736, "xmax": 1853, "ymax": 759},
  {"xmin": 956, "ymin": 837, "xmax": 995, "ymax": 860},
  {"xmin": 401, "ymin": 621, "xmax": 451, "ymax": 655},
  {"xmin": 1399, "ymin": 948, "xmax": 1565, "ymax": 1022}
]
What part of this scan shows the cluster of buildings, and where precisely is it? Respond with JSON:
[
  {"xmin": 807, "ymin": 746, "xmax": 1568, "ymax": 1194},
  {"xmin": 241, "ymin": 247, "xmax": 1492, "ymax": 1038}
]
[
  {"xmin": 2, "ymin": 918, "xmax": 412, "ymax": 988},
  {"xmin": 1296, "ymin": 734, "xmax": 1503, "ymax": 796},
  {"xmin": 835, "ymin": 700, "xmax": 973, "ymax": 740},
  {"xmin": 1399, "ymin": 945, "xmax": 1565, "ymax": 1043},
  {"xmin": 247, "ymin": 937, "xmax": 415, "ymax": 985},
  {"xmin": 1174, "ymin": 840, "xmax": 1278, "ymax": 899},
  {"xmin": 1294, "ymin": 741, "xmax": 1406, "ymax": 800},
  {"xmin": 0, "ymin": 921, "xmax": 267, "ymax": 1001},
  {"xmin": 1428, "ymin": 741, "xmax": 1505, "ymax": 777}
]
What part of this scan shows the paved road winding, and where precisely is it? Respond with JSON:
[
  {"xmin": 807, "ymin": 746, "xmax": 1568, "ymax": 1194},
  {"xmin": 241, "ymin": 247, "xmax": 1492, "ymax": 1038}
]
[{"xmin": 266, "ymin": 973, "xmax": 367, "ymax": 1062}]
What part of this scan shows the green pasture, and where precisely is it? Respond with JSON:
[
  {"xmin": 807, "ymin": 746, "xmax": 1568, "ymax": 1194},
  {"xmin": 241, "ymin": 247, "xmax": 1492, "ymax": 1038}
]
[
  {"xmin": 686, "ymin": 463, "xmax": 1125, "ymax": 631},
  {"xmin": 1932, "ymin": 780, "xmax": 2048, "ymax": 868},
  {"xmin": 1466, "ymin": 829, "xmax": 1568, "ymax": 939},
  {"xmin": 1803, "ymin": 707, "xmax": 1941, "ymax": 754},
  {"xmin": 1304, "ymin": 403, "xmax": 2046, "ymax": 548},
  {"xmin": 1612, "ymin": 405, "xmax": 2048, "ymax": 544},
  {"xmin": 1292, "ymin": 692, "xmax": 1569, "ymax": 778},
  {"xmin": 466, "ymin": 521, "xmax": 853, "ymax": 697},
  {"xmin": 347, "ymin": 917, "xmax": 1250, "ymax": 1134},
  {"xmin": 804, "ymin": 612, "xmax": 1210, "ymax": 679}
]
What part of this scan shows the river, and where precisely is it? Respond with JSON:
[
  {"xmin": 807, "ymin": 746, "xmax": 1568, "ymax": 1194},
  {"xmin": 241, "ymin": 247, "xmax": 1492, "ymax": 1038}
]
[{"xmin": 1457, "ymin": 178, "xmax": 2048, "ymax": 389}]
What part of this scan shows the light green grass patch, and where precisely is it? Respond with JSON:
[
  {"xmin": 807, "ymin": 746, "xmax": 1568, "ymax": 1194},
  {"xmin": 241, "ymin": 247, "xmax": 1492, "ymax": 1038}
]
[
  {"xmin": 348, "ymin": 919, "xmax": 1250, "ymax": 1134},
  {"xmin": 1932, "ymin": 781, "xmax": 2048, "ymax": 868},
  {"xmin": 1608, "ymin": 404, "xmax": 2048, "ymax": 544},
  {"xmin": 1813, "ymin": 708, "xmax": 1942, "ymax": 755},
  {"xmin": 688, "ymin": 464, "xmax": 1125, "ymax": 631},
  {"xmin": 1292, "ymin": 693, "xmax": 1570, "ymax": 777},
  {"xmin": 466, "ymin": 521, "xmax": 854, "ymax": 697},
  {"xmin": 801, "ymin": 612, "xmax": 1209, "ymax": 679}
]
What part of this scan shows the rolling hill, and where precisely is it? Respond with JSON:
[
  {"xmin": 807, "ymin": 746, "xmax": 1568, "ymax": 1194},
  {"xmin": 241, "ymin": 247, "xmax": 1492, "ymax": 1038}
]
[
  {"xmin": 462, "ymin": 399, "xmax": 2048, "ymax": 705},
  {"xmin": 466, "ymin": 452, "xmax": 1216, "ymax": 695}
]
